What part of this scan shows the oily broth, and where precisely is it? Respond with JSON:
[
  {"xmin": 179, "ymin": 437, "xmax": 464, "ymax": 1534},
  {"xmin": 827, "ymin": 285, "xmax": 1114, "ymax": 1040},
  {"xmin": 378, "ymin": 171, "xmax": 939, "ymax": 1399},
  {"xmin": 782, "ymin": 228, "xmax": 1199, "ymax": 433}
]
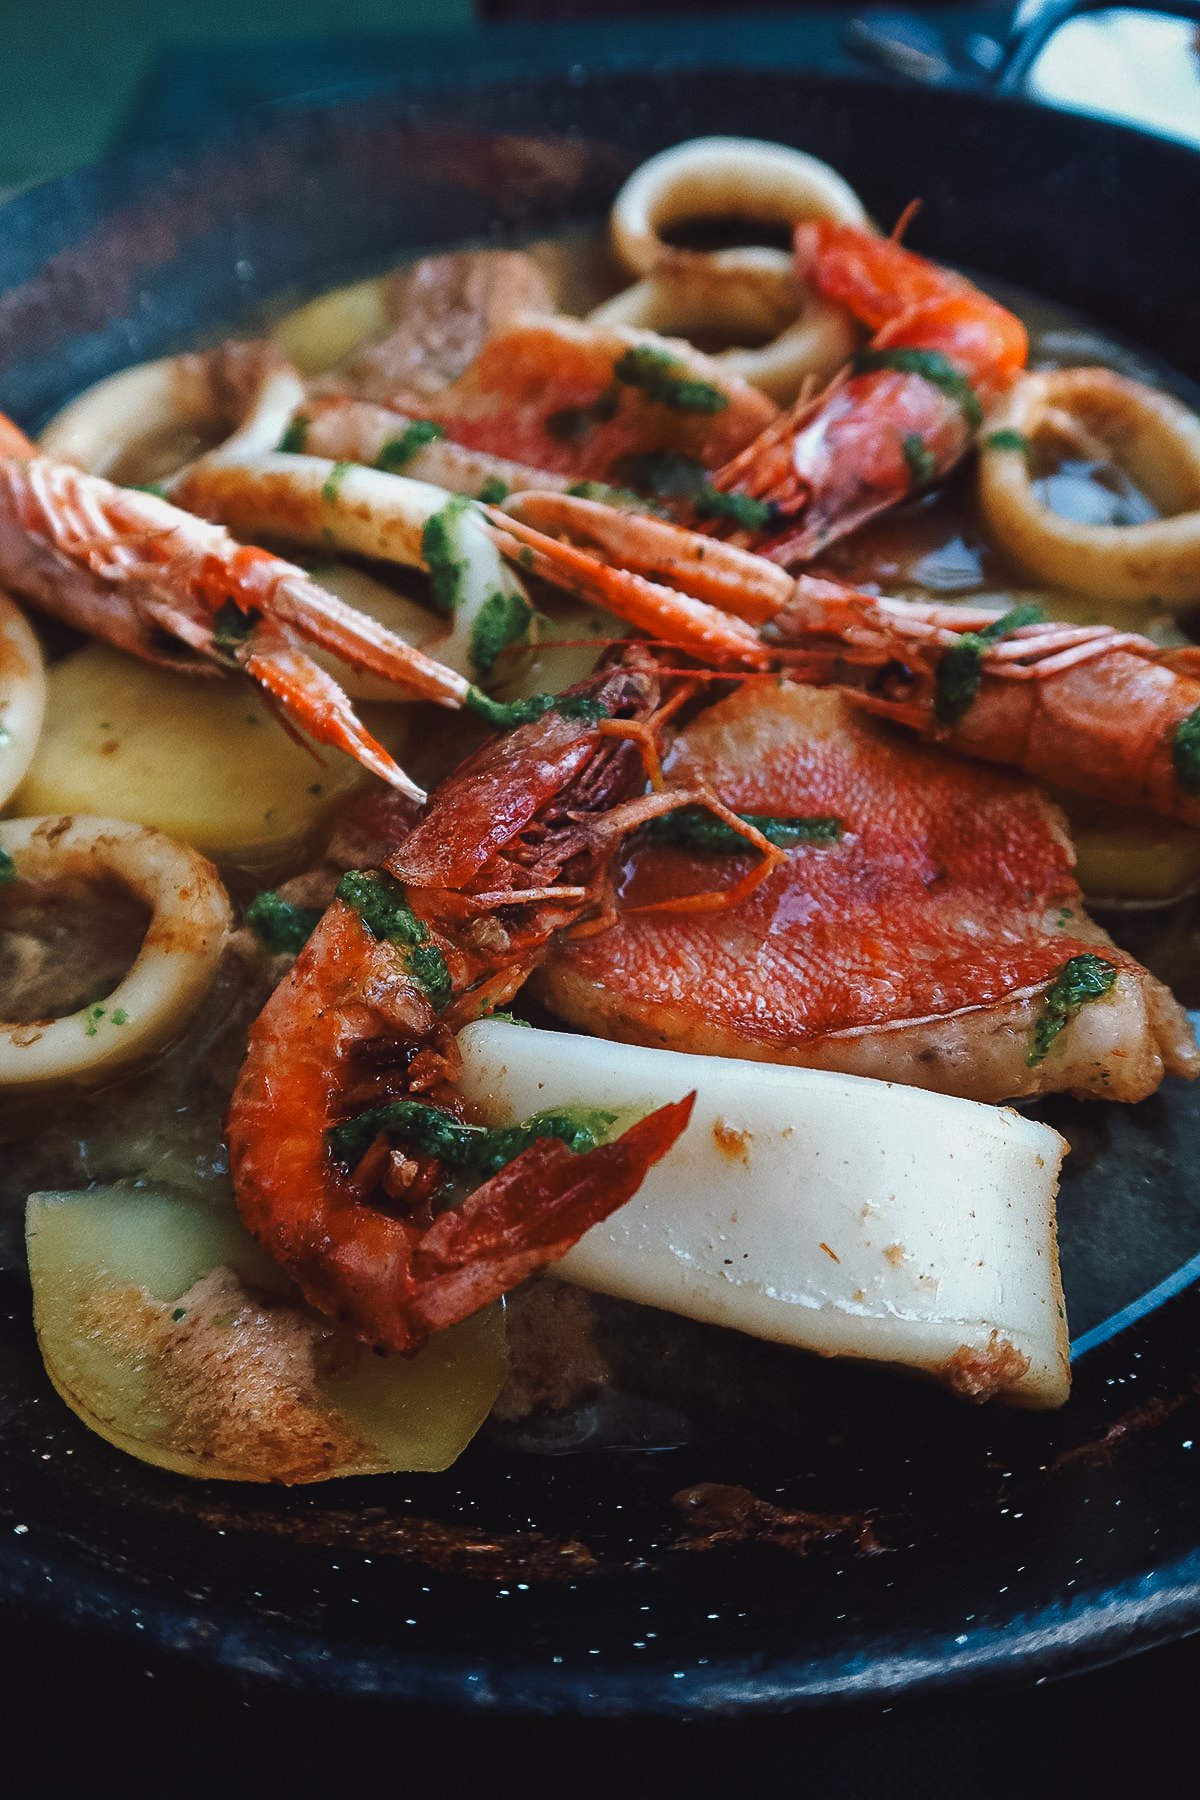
[{"xmin": 5, "ymin": 235, "xmax": 1200, "ymax": 1451}]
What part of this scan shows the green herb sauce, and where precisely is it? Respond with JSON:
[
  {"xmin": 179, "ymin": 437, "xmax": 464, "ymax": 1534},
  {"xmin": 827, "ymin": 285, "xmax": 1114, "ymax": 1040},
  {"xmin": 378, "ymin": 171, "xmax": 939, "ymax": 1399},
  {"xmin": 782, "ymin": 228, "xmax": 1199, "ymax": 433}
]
[
  {"xmin": 328, "ymin": 1099, "xmax": 616, "ymax": 1177},
  {"xmin": 934, "ymin": 603, "xmax": 1045, "ymax": 727},
  {"xmin": 644, "ymin": 807, "xmax": 842, "ymax": 855},
  {"xmin": 377, "ymin": 419, "xmax": 445, "ymax": 473},
  {"xmin": 245, "ymin": 890, "xmax": 323, "ymax": 956},
  {"xmin": 612, "ymin": 346, "xmax": 728, "ymax": 415},
  {"xmin": 420, "ymin": 494, "xmax": 473, "ymax": 615},
  {"xmin": 277, "ymin": 416, "xmax": 310, "ymax": 454},
  {"xmin": 321, "ymin": 460, "xmax": 356, "ymax": 507},
  {"xmin": 612, "ymin": 450, "xmax": 770, "ymax": 528},
  {"xmin": 565, "ymin": 479, "xmax": 651, "ymax": 510},
  {"xmin": 465, "ymin": 688, "xmax": 609, "ymax": 732},
  {"xmin": 0, "ymin": 847, "xmax": 15, "ymax": 884},
  {"xmin": 902, "ymin": 433, "xmax": 937, "ymax": 489},
  {"xmin": 1027, "ymin": 953, "xmax": 1118, "ymax": 1066},
  {"xmin": 335, "ymin": 869, "xmax": 451, "ymax": 1010},
  {"xmin": 983, "ymin": 428, "xmax": 1030, "ymax": 454},
  {"xmin": 1172, "ymin": 705, "xmax": 1200, "ymax": 795},
  {"xmin": 469, "ymin": 588, "xmax": 535, "ymax": 679},
  {"xmin": 850, "ymin": 347, "xmax": 984, "ymax": 430},
  {"xmin": 477, "ymin": 476, "xmax": 510, "ymax": 504}
]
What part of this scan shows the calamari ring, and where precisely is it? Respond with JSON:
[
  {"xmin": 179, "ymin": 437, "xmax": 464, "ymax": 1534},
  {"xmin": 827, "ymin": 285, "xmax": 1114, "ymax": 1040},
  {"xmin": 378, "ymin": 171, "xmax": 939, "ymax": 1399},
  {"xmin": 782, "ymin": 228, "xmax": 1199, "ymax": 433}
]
[
  {"xmin": 0, "ymin": 816, "xmax": 231, "ymax": 1086},
  {"xmin": 38, "ymin": 345, "xmax": 304, "ymax": 481},
  {"xmin": 0, "ymin": 592, "xmax": 46, "ymax": 808},
  {"xmin": 587, "ymin": 247, "xmax": 857, "ymax": 402},
  {"xmin": 978, "ymin": 368, "xmax": 1200, "ymax": 606},
  {"xmin": 610, "ymin": 136, "xmax": 868, "ymax": 278}
]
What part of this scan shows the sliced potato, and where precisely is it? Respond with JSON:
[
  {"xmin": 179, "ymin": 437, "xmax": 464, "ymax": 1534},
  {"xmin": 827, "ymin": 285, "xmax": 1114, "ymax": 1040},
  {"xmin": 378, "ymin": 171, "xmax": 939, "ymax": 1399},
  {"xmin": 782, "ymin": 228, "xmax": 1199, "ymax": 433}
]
[
  {"xmin": 272, "ymin": 276, "xmax": 391, "ymax": 374},
  {"xmin": 457, "ymin": 1021, "xmax": 1070, "ymax": 1408},
  {"xmin": 27, "ymin": 1185, "xmax": 506, "ymax": 1483},
  {"xmin": 495, "ymin": 592, "xmax": 623, "ymax": 701},
  {"xmin": 15, "ymin": 644, "xmax": 364, "ymax": 864},
  {"xmin": 1064, "ymin": 795, "xmax": 1200, "ymax": 903}
]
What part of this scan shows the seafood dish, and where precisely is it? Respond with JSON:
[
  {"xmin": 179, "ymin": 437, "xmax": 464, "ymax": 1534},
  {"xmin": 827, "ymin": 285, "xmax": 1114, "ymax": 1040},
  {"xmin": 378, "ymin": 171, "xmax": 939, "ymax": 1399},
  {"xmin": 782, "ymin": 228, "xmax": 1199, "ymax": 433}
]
[{"xmin": 4, "ymin": 132, "xmax": 1200, "ymax": 1486}]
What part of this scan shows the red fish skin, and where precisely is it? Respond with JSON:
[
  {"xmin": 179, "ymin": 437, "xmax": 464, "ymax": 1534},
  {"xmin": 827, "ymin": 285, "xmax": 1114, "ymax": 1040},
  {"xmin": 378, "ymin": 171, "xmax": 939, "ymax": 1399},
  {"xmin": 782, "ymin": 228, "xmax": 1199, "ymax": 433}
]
[
  {"xmin": 382, "ymin": 318, "xmax": 777, "ymax": 483},
  {"xmin": 537, "ymin": 683, "xmax": 1196, "ymax": 1103}
]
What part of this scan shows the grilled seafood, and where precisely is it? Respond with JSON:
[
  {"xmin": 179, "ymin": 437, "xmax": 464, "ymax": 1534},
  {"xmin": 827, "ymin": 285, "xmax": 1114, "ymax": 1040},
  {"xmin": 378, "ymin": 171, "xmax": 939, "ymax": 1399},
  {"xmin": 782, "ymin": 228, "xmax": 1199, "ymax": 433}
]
[
  {"xmin": 538, "ymin": 681, "xmax": 1197, "ymax": 1103},
  {"xmin": 491, "ymin": 492, "xmax": 1200, "ymax": 830},
  {"xmin": 14, "ymin": 134, "xmax": 1200, "ymax": 1458},
  {"xmin": 0, "ymin": 422, "xmax": 479, "ymax": 799},
  {"xmin": 773, "ymin": 579, "xmax": 1200, "ymax": 824},
  {"xmin": 711, "ymin": 222, "xmax": 1028, "ymax": 562},
  {"xmin": 225, "ymin": 653, "xmax": 790, "ymax": 1351},
  {"xmin": 358, "ymin": 313, "xmax": 777, "ymax": 486}
]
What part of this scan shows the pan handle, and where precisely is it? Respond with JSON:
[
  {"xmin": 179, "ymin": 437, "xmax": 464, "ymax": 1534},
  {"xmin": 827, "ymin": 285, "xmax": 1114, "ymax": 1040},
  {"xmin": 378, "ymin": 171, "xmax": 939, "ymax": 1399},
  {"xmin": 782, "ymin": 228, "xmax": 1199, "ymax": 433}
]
[
  {"xmin": 846, "ymin": 0, "xmax": 1200, "ymax": 94},
  {"xmin": 993, "ymin": 0, "xmax": 1200, "ymax": 93}
]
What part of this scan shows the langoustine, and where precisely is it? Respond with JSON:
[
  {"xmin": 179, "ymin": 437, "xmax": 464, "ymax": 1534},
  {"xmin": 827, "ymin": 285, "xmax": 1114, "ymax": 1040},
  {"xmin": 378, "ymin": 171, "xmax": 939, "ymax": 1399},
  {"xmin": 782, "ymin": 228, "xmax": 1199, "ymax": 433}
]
[
  {"xmin": 0, "ymin": 414, "xmax": 475, "ymax": 798},
  {"xmin": 491, "ymin": 492, "xmax": 1200, "ymax": 831}
]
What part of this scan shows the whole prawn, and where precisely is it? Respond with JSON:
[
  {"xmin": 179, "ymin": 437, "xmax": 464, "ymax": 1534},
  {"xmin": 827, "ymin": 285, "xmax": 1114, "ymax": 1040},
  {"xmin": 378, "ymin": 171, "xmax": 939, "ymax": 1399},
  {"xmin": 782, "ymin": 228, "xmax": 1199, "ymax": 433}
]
[
  {"xmin": 487, "ymin": 491, "xmax": 1200, "ymax": 829},
  {"xmin": 226, "ymin": 652, "xmax": 786, "ymax": 1353},
  {"xmin": 0, "ymin": 414, "xmax": 476, "ymax": 798},
  {"xmin": 711, "ymin": 221, "xmax": 1028, "ymax": 563}
]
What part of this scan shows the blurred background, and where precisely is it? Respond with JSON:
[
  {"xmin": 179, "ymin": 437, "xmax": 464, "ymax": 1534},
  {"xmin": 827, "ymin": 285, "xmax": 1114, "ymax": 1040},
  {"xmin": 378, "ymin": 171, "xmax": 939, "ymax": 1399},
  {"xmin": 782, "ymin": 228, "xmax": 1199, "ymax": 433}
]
[{"xmin": 1, "ymin": 0, "xmax": 1196, "ymax": 193}]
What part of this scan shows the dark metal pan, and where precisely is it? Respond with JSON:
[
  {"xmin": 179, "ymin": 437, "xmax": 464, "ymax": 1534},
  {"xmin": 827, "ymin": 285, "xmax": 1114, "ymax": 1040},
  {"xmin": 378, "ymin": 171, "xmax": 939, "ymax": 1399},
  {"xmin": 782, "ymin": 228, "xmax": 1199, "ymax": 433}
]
[{"xmin": 2, "ymin": 61, "xmax": 1200, "ymax": 1716}]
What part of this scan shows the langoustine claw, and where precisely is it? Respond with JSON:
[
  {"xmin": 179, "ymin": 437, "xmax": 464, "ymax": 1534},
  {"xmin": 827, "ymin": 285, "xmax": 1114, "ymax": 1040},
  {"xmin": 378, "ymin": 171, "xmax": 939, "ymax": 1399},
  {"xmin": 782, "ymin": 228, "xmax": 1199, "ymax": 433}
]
[{"xmin": 0, "ymin": 417, "xmax": 474, "ymax": 798}]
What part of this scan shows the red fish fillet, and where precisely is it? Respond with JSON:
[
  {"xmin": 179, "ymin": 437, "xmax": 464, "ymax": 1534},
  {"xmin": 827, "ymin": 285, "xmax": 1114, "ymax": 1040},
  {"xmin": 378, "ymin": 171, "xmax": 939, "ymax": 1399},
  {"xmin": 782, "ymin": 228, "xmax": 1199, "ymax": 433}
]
[{"xmin": 538, "ymin": 683, "xmax": 1197, "ymax": 1103}]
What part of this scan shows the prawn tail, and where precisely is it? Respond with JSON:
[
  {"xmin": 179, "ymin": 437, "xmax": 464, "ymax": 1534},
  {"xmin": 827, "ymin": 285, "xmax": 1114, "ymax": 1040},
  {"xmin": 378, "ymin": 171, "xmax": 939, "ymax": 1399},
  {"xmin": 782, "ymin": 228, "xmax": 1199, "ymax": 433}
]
[{"xmin": 406, "ymin": 1093, "xmax": 696, "ymax": 1339}]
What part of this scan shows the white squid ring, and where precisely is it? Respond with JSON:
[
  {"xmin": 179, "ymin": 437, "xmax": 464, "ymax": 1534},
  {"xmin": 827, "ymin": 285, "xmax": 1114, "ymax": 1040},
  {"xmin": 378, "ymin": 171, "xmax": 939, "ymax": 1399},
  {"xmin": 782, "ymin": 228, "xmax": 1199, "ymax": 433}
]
[
  {"xmin": 978, "ymin": 368, "xmax": 1200, "ymax": 607},
  {"xmin": 0, "ymin": 816, "xmax": 231, "ymax": 1087},
  {"xmin": 610, "ymin": 136, "xmax": 868, "ymax": 278},
  {"xmin": 0, "ymin": 592, "xmax": 46, "ymax": 808},
  {"xmin": 587, "ymin": 246, "xmax": 857, "ymax": 402},
  {"xmin": 38, "ymin": 349, "xmax": 305, "ymax": 481}
]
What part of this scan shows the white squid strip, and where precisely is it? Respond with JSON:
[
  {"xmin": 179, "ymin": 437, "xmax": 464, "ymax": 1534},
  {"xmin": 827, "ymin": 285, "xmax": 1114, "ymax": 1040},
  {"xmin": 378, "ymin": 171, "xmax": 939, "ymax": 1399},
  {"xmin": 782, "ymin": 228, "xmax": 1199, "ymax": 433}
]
[
  {"xmin": 457, "ymin": 1021, "xmax": 1070, "ymax": 1408},
  {"xmin": 589, "ymin": 246, "xmax": 857, "ymax": 403},
  {"xmin": 610, "ymin": 135, "xmax": 868, "ymax": 278},
  {"xmin": 979, "ymin": 367, "xmax": 1200, "ymax": 606},
  {"xmin": 0, "ymin": 816, "xmax": 230, "ymax": 1086},
  {"xmin": 0, "ymin": 592, "xmax": 46, "ymax": 807},
  {"xmin": 174, "ymin": 454, "xmax": 533, "ymax": 684}
]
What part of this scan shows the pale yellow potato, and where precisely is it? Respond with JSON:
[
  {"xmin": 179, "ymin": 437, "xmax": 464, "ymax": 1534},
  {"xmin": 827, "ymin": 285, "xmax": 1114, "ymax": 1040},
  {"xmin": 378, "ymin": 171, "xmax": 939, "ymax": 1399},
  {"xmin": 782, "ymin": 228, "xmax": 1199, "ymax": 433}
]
[
  {"xmin": 272, "ymin": 276, "xmax": 391, "ymax": 374},
  {"xmin": 27, "ymin": 1185, "xmax": 507, "ymax": 1483},
  {"xmin": 15, "ymin": 644, "xmax": 365, "ymax": 862},
  {"xmin": 1068, "ymin": 807, "xmax": 1200, "ymax": 903}
]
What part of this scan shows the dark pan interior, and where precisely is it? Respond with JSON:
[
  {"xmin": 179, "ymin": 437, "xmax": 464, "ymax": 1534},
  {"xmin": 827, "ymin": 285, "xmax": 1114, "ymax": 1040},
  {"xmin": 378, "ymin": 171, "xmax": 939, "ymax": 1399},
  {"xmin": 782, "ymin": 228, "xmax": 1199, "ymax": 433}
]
[{"xmin": 2, "ymin": 68, "xmax": 1200, "ymax": 1716}]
